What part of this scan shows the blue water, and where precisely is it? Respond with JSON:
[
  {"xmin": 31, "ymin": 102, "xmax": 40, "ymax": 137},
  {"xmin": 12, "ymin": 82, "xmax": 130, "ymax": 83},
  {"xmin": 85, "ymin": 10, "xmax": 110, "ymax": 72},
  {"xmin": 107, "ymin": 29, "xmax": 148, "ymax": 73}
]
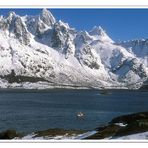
[{"xmin": 0, "ymin": 89, "xmax": 147, "ymax": 134}]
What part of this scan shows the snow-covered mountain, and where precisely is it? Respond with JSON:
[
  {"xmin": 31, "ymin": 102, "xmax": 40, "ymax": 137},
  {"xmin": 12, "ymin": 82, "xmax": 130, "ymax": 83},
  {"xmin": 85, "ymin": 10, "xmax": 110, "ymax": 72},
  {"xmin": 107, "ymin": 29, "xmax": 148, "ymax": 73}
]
[
  {"xmin": 0, "ymin": 8, "xmax": 147, "ymax": 89},
  {"xmin": 119, "ymin": 39, "xmax": 148, "ymax": 67}
]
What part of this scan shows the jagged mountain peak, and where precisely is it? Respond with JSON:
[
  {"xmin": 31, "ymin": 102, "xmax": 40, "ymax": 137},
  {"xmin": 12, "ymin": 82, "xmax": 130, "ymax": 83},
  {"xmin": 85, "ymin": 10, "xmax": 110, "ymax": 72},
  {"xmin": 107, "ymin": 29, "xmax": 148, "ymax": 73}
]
[
  {"xmin": 79, "ymin": 31, "xmax": 90, "ymax": 36},
  {"xmin": 89, "ymin": 26, "xmax": 105, "ymax": 35},
  {"xmin": 6, "ymin": 11, "xmax": 18, "ymax": 24},
  {"xmin": 4, "ymin": 12, "xmax": 31, "ymax": 45},
  {"xmin": 7, "ymin": 11, "xmax": 17, "ymax": 18},
  {"xmin": 89, "ymin": 26, "xmax": 114, "ymax": 43},
  {"xmin": 119, "ymin": 38, "xmax": 148, "ymax": 59},
  {"xmin": 39, "ymin": 8, "xmax": 56, "ymax": 26},
  {"xmin": 77, "ymin": 31, "xmax": 93, "ymax": 42},
  {"xmin": 57, "ymin": 20, "xmax": 70, "ymax": 29}
]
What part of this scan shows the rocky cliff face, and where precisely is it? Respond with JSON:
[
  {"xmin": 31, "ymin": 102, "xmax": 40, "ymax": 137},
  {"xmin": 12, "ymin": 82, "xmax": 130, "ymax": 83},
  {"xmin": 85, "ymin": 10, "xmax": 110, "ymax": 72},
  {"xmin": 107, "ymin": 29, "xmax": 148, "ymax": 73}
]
[{"xmin": 0, "ymin": 9, "xmax": 147, "ymax": 89}]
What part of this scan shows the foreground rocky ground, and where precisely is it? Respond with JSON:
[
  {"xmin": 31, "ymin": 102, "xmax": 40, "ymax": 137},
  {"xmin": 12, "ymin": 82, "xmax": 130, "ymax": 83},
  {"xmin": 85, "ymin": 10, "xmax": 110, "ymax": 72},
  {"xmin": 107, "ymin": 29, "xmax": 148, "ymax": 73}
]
[
  {"xmin": 1, "ymin": 111, "xmax": 148, "ymax": 140},
  {"xmin": 86, "ymin": 111, "xmax": 148, "ymax": 139}
]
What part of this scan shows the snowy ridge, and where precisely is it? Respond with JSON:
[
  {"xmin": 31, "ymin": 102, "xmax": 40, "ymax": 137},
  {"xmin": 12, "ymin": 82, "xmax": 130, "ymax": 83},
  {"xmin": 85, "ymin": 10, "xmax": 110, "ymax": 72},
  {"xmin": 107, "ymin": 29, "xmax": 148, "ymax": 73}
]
[{"xmin": 0, "ymin": 9, "xmax": 147, "ymax": 89}]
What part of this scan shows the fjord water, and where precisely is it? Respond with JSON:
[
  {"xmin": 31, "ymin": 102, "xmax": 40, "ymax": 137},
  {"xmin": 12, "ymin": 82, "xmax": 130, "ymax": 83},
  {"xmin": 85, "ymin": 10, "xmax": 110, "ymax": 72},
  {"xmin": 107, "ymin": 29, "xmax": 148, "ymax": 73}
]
[{"xmin": 0, "ymin": 89, "xmax": 147, "ymax": 134}]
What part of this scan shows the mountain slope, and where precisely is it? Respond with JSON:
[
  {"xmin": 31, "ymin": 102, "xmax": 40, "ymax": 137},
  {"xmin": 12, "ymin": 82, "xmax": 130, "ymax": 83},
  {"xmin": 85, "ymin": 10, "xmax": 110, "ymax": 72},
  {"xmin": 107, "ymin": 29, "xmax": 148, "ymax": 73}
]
[{"xmin": 0, "ymin": 9, "xmax": 147, "ymax": 89}]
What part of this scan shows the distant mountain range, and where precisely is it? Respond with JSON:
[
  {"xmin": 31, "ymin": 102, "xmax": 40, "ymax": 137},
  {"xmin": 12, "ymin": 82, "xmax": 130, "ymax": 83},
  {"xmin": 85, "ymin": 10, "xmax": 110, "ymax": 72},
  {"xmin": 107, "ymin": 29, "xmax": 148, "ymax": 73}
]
[{"xmin": 0, "ymin": 9, "xmax": 147, "ymax": 89}]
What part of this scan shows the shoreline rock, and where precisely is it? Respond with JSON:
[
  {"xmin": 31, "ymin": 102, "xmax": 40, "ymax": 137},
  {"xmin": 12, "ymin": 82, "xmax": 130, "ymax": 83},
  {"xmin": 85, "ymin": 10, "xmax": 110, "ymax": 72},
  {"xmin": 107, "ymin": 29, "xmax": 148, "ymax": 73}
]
[
  {"xmin": 0, "ymin": 130, "xmax": 23, "ymax": 139},
  {"xmin": 86, "ymin": 111, "xmax": 148, "ymax": 139}
]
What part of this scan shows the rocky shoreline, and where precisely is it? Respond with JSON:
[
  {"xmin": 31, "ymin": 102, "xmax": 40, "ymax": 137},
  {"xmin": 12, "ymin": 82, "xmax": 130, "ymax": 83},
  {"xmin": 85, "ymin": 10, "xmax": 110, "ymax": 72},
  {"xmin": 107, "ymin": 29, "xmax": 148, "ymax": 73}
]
[
  {"xmin": 86, "ymin": 111, "xmax": 148, "ymax": 139},
  {"xmin": 0, "ymin": 111, "xmax": 148, "ymax": 140}
]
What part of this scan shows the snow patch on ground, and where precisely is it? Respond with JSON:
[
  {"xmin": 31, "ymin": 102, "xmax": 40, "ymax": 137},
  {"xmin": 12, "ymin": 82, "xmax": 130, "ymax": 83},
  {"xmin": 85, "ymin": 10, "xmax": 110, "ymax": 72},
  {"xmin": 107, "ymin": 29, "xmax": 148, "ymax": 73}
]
[
  {"xmin": 113, "ymin": 131, "xmax": 148, "ymax": 140},
  {"xmin": 115, "ymin": 123, "xmax": 127, "ymax": 127},
  {"xmin": 16, "ymin": 131, "xmax": 97, "ymax": 140}
]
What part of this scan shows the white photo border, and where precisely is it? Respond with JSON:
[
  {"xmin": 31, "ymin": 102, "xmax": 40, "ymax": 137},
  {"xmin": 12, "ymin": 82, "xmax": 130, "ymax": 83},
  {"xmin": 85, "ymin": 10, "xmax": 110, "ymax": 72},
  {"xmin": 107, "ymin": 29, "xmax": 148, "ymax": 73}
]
[{"xmin": 0, "ymin": 1, "xmax": 148, "ymax": 147}]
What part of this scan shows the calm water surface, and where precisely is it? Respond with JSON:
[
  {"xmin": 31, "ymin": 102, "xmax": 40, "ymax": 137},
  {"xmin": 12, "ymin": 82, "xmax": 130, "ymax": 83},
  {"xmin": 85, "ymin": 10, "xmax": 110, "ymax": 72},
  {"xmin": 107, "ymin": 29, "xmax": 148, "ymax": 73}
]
[{"xmin": 0, "ymin": 89, "xmax": 147, "ymax": 134}]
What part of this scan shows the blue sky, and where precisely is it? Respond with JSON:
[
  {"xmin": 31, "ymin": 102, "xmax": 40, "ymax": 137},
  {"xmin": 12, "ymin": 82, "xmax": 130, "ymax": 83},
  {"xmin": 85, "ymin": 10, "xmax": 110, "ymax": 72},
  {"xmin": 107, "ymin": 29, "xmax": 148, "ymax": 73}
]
[{"xmin": 0, "ymin": 8, "xmax": 148, "ymax": 41}]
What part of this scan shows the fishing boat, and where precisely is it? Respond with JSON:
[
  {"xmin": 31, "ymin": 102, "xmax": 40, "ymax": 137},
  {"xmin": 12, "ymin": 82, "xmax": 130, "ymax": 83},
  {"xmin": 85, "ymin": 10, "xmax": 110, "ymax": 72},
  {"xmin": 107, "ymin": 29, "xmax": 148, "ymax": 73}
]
[{"xmin": 77, "ymin": 112, "xmax": 84, "ymax": 118}]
